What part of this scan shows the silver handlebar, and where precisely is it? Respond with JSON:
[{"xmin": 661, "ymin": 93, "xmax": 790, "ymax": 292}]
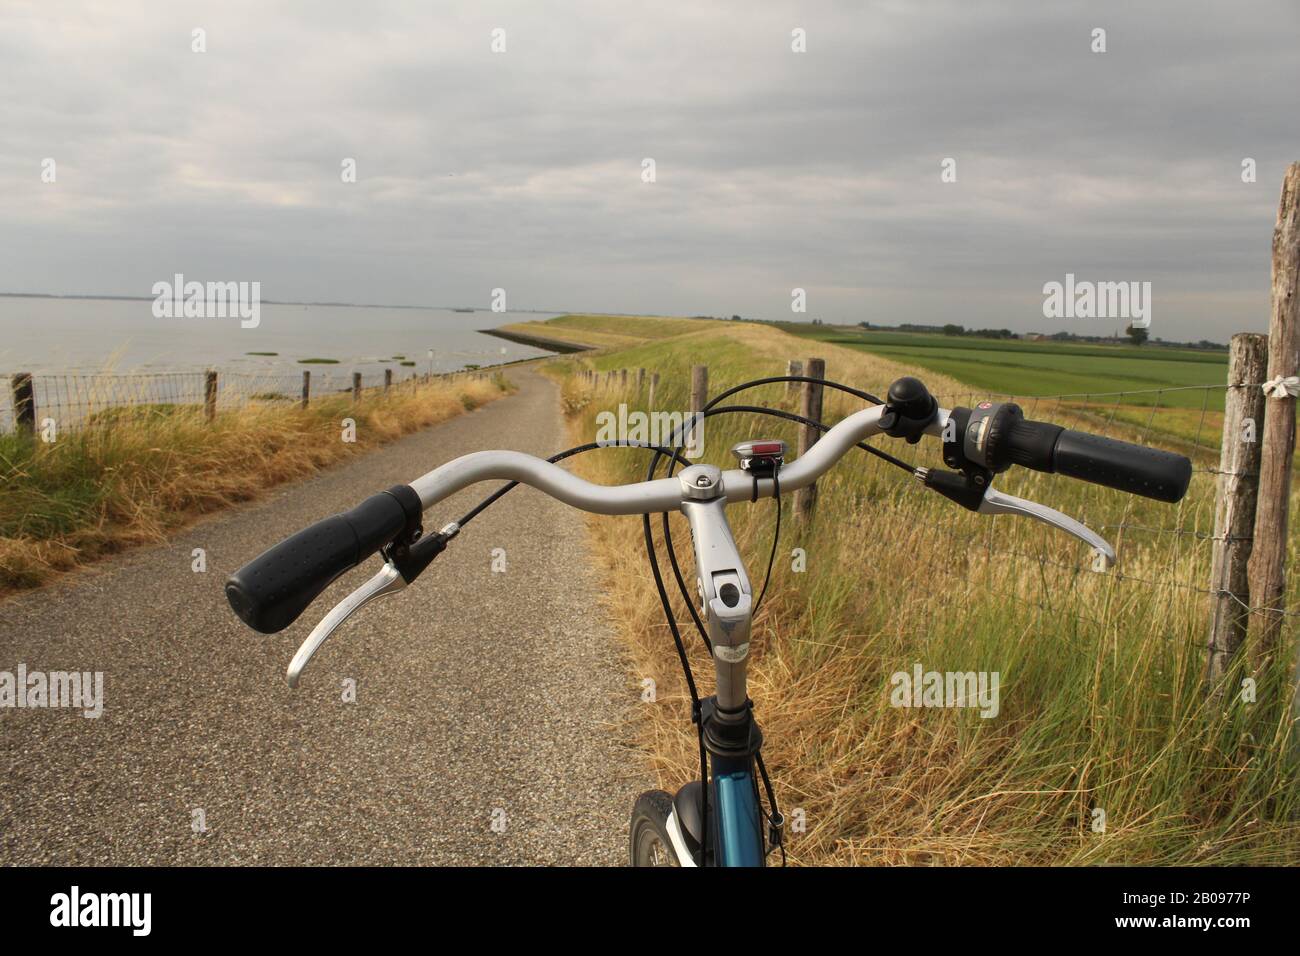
[
  {"xmin": 287, "ymin": 401, "xmax": 1116, "ymax": 685},
  {"xmin": 407, "ymin": 403, "xmax": 911, "ymax": 515},
  {"xmin": 406, "ymin": 402, "xmax": 1112, "ymax": 564}
]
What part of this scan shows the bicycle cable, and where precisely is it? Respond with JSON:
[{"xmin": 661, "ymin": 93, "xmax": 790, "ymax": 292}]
[
  {"xmin": 447, "ymin": 374, "xmax": 913, "ymax": 867},
  {"xmin": 446, "ymin": 438, "xmax": 710, "ymax": 726},
  {"xmin": 451, "ymin": 438, "xmax": 693, "ymax": 529},
  {"xmin": 649, "ymin": 400, "xmax": 918, "ymax": 658},
  {"xmin": 637, "ymin": 375, "xmax": 908, "ymax": 866},
  {"xmin": 752, "ymin": 471, "xmax": 780, "ymax": 615},
  {"xmin": 642, "ymin": 376, "xmax": 912, "ymax": 654}
]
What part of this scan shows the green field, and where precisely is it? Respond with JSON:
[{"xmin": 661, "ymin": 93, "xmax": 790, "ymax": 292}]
[{"xmin": 779, "ymin": 323, "xmax": 1229, "ymax": 411}]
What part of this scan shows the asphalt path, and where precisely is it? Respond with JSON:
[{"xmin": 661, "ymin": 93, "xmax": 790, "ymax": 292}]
[{"xmin": 0, "ymin": 366, "xmax": 651, "ymax": 865}]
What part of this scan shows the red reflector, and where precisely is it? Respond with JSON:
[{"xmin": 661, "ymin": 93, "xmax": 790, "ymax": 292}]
[{"xmin": 751, "ymin": 442, "xmax": 783, "ymax": 456}]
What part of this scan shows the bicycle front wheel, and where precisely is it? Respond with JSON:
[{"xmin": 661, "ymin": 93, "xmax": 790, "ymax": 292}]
[{"xmin": 629, "ymin": 790, "xmax": 680, "ymax": 867}]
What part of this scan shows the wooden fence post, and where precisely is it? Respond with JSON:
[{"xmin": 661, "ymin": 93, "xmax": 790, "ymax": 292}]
[
  {"xmin": 794, "ymin": 358, "xmax": 826, "ymax": 522},
  {"xmin": 11, "ymin": 372, "xmax": 35, "ymax": 433},
  {"xmin": 301, "ymin": 370, "xmax": 311, "ymax": 408},
  {"xmin": 1247, "ymin": 162, "xmax": 1300, "ymax": 672},
  {"xmin": 620, "ymin": 368, "xmax": 628, "ymax": 388},
  {"xmin": 787, "ymin": 359, "xmax": 803, "ymax": 394},
  {"xmin": 352, "ymin": 372, "xmax": 362, "ymax": 403},
  {"xmin": 637, "ymin": 367, "xmax": 645, "ymax": 392},
  {"xmin": 690, "ymin": 365, "xmax": 708, "ymax": 412},
  {"xmin": 204, "ymin": 370, "xmax": 217, "ymax": 423},
  {"xmin": 1207, "ymin": 333, "xmax": 1269, "ymax": 684},
  {"xmin": 384, "ymin": 368, "xmax": 393, "ymax": 391},
  {"xmin": 648, "ymin": 372, "xmax": 660, "ymax": 409},
  {"xmin": 689, "ymin": 365, "xmax": 708, "ymax": 456}
]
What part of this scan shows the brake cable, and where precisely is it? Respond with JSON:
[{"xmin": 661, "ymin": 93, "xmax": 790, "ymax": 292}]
[
  {"xmin": 752, "ymin": 470, "xmax": 780, "ymax": 615},
  {"xmin": 645, "ymin": 402, "xmax": 901, "ymax": 865},
  {"xmin": 644, "ymin": 377, "xmax": 912, "ymax": 651},
  {"xmin": 450, "ymin": 438, "xmax": 693, "ymax": 530},
  {"xmin": 637, "ymin": 375, "xmax": 912, "ymax": 866},
  {"xmin": 446, "ymin": 439, "xmax": 708, "ymax": 740},
  {"xmin": 448, "ymin": 375, "xmax": 913, "ymax": 866},
  {"xmin": 650, "ymin": 401, "xmax": 917, "ymax": 656},
  {"xmin": 754, "ymin": 750, "xmax": 786, "ymax": 865}
]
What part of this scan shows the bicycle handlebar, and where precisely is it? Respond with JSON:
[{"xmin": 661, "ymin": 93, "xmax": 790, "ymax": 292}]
[
  {"xmin": 405, "ymin": 403, "xmax": 907, "ymax": 515},
  {"xmin": 225, "ymin": 377, "xmax": 1194, "ymax": 636},
  {"xmin": 224, "ymin": 403, "xmax": 910, "ymax": 633}
]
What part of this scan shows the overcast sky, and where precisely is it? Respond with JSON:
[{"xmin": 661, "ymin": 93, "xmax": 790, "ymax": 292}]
[{"xmin": 2, "ymin": 0, "xmax": 1298, "ymax": 339}]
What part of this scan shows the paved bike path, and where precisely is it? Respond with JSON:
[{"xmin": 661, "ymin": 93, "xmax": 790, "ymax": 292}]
[{"xmin": 0, "ymin": 367, "xmax": 651, "ymax": 865}]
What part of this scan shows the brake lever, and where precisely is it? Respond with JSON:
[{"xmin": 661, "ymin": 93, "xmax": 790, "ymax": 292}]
[
  {"xmin": 283, "ymin": 524, "xmax": 457, "ymax": 688},
  {"xmin": 286, "ymin": 562, "xmax": 406, "ymax": 688},
  {"xmin": 917, "ymin": 468, "xmax": 1115, "ymax": 570},
  {"xmin": 978, "ymin": 486, "xmax": 1115, "ymax": 570}
]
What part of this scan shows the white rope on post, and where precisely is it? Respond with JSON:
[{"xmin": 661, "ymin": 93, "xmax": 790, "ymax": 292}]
[{"xmin": 1261, "ymin": 375, "xmax": 1300, "ymax": 398}]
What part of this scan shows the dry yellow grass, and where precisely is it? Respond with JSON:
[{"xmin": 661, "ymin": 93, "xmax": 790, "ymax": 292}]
[
  {"xmin": 0, "ymin": 373, "xmax": 511, "ymax": 594},
  {"xmin": 543, "ymin": 317, "xmax": 1299, "ymax": 866}
]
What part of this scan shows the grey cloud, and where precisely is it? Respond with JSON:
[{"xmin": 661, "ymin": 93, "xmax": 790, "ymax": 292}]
[{"xmin": 1, "ymin": 0, "xmax": 1298, "ymax": 338}]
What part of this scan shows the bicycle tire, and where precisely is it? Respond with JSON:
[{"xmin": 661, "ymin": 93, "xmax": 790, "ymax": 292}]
[{"xmin": 628, "ymin": 790, "xmax": 680, "ymax": 867}]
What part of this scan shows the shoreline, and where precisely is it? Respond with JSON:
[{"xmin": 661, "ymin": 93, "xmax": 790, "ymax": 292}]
[{"xmin": 479, "ymin": 327, "xmax": 592, "ymax": 354}]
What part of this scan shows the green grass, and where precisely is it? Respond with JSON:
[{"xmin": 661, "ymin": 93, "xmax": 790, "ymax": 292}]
[
  {"xmin": 540, "ymin": 313, "xmax": 704, "ymax": 340},
  {"xmin": 297, "ymin": 357, "xmax": 340, "ymax": 364},
  {"xmin": 780, "ymin": 324, "xmax": 1229, "ymax": 411},
  {"xmin": 495, "ymin": 313, "xmax": 714, "ymax": 350}
]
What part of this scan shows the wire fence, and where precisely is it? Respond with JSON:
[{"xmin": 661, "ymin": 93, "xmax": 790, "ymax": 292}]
[
  {"xmin": 584, "ymin": 365, "xmax": 1299, "ymax": 654},
  {"xmin": 0, "ymin": 366, "xmax": 475, "ymax": 432},
  {"xmin": 874, "ymin": 380, "xmax": 1294, "ymax": 635}
]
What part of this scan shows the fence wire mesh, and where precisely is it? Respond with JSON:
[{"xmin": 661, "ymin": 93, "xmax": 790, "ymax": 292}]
[
  {"xmin": 855, "ymin": 380, "xmax": 1295, "ymax": 627},
  {"xmin": 1, "ymin": 367, "xmax": 455, "ymax": 432},
  {"xmin": 586, "ymin": 367, "xmax": 1298, "ymax": 642}
]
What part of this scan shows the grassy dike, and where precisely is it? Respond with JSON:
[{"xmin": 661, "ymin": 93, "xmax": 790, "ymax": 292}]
[
  {"xmin": 535, "ymin": 315, "xmax": 1299, "ymax": 865},
  {"xmin": 0, "ymin": 373, "xmax": 511, "ymax": 593}
]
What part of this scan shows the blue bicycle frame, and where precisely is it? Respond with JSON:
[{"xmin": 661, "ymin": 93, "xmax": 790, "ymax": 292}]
[{"xmin": 710, "ymin": 755, "xmax": 765, "ymax": 866}]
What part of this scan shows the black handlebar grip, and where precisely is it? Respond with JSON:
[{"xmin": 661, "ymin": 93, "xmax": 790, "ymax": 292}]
[
  {"xmin": 1050, "ymin": 430, "xmax": 1191, "ymax": 504},
  {"xmin": 989, "ymin": 407, "xmax": 1192, "ymax": 503},
  {"xmin": 225, "ymin": 485, "xmax": 422, "ymax": 633}
]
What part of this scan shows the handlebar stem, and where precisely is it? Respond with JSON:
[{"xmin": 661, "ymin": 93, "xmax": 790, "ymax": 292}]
[{"xmin": 680, "ymin": 495, "xmax": 754, "ymax": 715}]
